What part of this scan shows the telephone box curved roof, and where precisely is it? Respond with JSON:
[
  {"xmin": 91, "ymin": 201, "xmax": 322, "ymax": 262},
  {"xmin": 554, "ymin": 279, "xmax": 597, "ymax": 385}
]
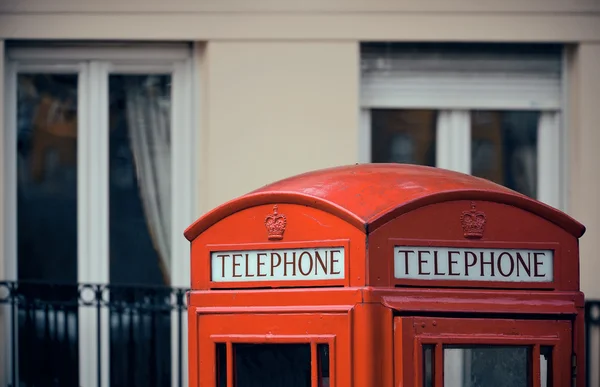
[{"xmin": 184, "ymin": 164, "xmax": 585, "ymax": 240}]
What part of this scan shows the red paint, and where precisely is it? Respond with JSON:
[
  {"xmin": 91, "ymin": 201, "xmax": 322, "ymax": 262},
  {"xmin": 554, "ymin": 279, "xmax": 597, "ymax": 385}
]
[
  {"xmin": 184, "ymin": 164, "xmax": 585, "ymax": 240},
  {"xmin": 185, "ymin": 164, "xmax": 586, "ymax": 387}
]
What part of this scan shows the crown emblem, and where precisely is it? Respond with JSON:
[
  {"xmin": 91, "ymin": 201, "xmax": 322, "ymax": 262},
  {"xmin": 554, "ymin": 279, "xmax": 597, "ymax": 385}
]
[
  {"xmin": 265, "ymin": 205, "xmax": 287, "ymax": 240},
  {"xmin": 460, "ymin": 202, "xmax": 486, "ymax": 239}
]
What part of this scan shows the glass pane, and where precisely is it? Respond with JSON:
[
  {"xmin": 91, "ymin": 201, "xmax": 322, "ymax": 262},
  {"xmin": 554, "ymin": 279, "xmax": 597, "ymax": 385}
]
[
  {"xmin": 540, "ymin": 346, "xmax": 552, "ymax": 387},
  {"xmin": 109, "ymin": 74, "xmax": 172, "ymax": 286},
  {"xmin": 318, "ymin": 344, "xmax": 330, "ymax": 387},
  {"xmin": 444, "ymin": 345, "xmax": 530, "ymax": 387},
  {"xmin": 371, "ymin": 109, "xmax": 437, "ymax": 166},
  {"xmin": 217, "ymin": 343, "xmax": 227, "ymax": 387},
  {"xmin": 16, "ymin": 73, "xmax": 79, "ymax": 386},
  {"xmin": 471, "ymin": 111, "xmax": 539, "ymax": 198},
  {"xmin": 423, "ymin": 345, "xmax": 434, "ymax": 387},
  {"xmin": 234, "ymin": 343, "xmax": 311, "ymax": 387},
  {"xmin": 17, "ymin": 73, "xmax": 78, "ymax": 282},
  {"xmin": 108, "ymin": 74, "xmax": 173, "ymax": 386}
]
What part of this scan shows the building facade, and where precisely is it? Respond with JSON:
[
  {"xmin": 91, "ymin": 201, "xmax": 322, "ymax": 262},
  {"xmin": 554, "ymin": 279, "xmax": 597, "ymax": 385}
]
[{"xmin": 1, "ymin": 0, "xmax": 599, "ymax": 386}]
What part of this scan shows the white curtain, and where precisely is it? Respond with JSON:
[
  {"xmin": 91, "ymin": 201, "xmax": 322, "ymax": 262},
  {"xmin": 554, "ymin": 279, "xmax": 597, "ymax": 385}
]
[{"xmin": 124, "ymin": 77, "xmax": 172, "ymax": 284}]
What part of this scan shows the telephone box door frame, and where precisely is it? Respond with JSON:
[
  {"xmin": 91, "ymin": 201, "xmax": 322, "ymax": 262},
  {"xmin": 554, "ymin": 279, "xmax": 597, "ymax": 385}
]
[
  {"xmin": 394, "ymin": 316, "xmax": 572, "ymax": 387},
  {"xmin": 192, "ymin": 310, "xmax": 353, "ymax": 386}
]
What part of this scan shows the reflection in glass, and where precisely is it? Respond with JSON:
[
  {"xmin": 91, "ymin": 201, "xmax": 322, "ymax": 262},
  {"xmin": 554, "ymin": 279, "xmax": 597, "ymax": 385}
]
[
  {"xmin": 471, "ymin": 111, "xmax": 539, "ymax": 198},
  {"xmin": 444, "ymin": 345, "xmax": 530, "ymax": 387},
  {"xmin": 541, "ymin": 346, "xmax": 552, "ymax": 387},
  {"xmin": 318, "ymin": 344, "xmax": 330, "ymax": 387},
  {"xmin": 17, "ymin": 73, "xmax": 78, "ymax": 282},
  {"xmin": 234, "ymin": 343, "xmax": 311, "ymax": 387},
  {"xmin": 109, "ymin": 74, "xmax": 172, "ymax": 286},
  {"xmin": 16, "ymin": 73, "xmax": 79, "ymax": 386},
  {"xmin": 423, "ymin": 345, "xmax": 434, "ymax": 387},
  {"xmin": 371, "ymin": 109, "xmax": 437, "ymax": 166},
  {"xmin": 108, "ymin": 74, "xmax": 173, "ymax": 386}
]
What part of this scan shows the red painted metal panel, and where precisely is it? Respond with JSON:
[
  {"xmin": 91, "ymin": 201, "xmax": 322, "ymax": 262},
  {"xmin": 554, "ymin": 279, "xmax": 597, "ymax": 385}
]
[
  {"xmin": 368, "ymin": 200, "xmax": 580, "ymax": 291},
  {"xmin": 184, "ymin": 164, "xmax": 587, "ymax": 387},
  {"xmin": 190, "ymin": 204, "xmax": 365, "ymax": 289},
  {"xmin": 195, "ymin": 313, "xmax": 352, "ymax": 386}
]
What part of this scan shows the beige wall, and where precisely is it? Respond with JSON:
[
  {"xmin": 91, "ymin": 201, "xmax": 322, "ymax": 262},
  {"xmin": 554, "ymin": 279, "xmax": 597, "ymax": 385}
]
[
  {"xmin": 0, "ymin": 0, "xmax": 599, "ymax": 41},
  {"xmin": 0, "ymin": 0, "xmax": 599, "ymax": 296},
  {"xmin": 569, "ymin": 44, "xmax": 600, "ymax": 298},
  {"xmin": 198, "ymin": 41, "xmax": 359, "ymax": 212}
]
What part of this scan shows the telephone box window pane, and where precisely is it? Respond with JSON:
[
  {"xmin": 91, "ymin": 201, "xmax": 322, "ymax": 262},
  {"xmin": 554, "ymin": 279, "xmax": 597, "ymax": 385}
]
[
  {"xmin": 444, "ymin": 345, "xmax": 530, "ymax": 387},
  {"xmin": 318, "ymin": 344, "xmax": 330, "ymax": 387},
  {"xmin": 423, "ymin": 345, "xmax": 434, "ymax": 387},
  {"xmin": 471, "ymin": 111, "xmax": 539, "ymax": 198},
  {"xmin": 234, "ymin": 343, "xmax": 311, "ymax": 387},
  {"xmin": 540, "ymin": 346, "xmax": 552, "ymax": 387},
  {"xmin": 216, "ymin": 343, "xmax": 227, "ymax": 387},
  {"xmin": 371, "ymin": 109, "xmax": 437, "ymax": 166}
]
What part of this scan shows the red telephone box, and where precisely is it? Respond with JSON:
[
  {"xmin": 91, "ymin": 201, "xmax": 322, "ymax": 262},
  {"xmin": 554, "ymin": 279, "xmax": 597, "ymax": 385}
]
[{"xmin": 184, "ymin": 164, "xmax": 586, "ymax": 387}]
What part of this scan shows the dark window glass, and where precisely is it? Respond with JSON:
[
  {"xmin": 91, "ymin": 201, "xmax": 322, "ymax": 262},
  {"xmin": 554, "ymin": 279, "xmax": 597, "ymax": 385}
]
[
  {"xmin": 471, "ymin": 111, "xmax": 539, "ymax": 198},
  {"xmin": 216, "ymin": 343, "xmax": 227, "ymax": 387},
  {"xmin": 16, "ymin": 73, "xmax": 79, "ymax": 386},
  {"xmin": 318, "ymin": 344, "xmax": 330, "ymax": 387},
  {"xmin": 423, "ymin": 345, "xmax": 434, "ymax": 387},
  {"xmin": 234, "ymin": 343, "xmax": 311, "ymax": 387},
  {"xmin": 108, "ymin": 74, "xmax": 173, "ymax": 386},
  {"xmin": 371, "ymin": 109, "xmax": 437, "ymax": 166}
]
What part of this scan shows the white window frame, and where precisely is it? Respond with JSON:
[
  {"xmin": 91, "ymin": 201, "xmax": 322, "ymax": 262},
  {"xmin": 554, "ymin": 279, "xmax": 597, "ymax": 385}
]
[
  {"xmin": 359, "ymin": 47, "xmax": 566, "ymax": 211},
  {"xmin": 2, "ymin": 44, "xmax": 196, "ymax": 387}
]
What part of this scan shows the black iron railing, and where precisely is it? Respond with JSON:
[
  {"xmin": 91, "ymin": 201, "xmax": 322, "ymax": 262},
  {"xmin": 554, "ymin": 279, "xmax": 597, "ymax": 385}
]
[
  {"xmin": 0, "ymin": 281, "xmax": 188, "ymax": 387},
  {"xmin": 586, "ymin": 300, "xmax": 600, "ymax": 387},
  {"xmin": 2, "ymin": 281, "xmax": 600, "ymax": 387}
]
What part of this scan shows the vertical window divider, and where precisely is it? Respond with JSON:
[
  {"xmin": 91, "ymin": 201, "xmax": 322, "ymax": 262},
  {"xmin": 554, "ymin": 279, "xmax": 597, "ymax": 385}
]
[
  {"xmin": 171, "ymin": 56, "xmax": 194, "ymax": 387},
  {"xmin": 78, "ymin": 60, "xmax": 111, "ymax": 387},
  {"xmin": 77, "ymin": 60, "xmax": 94, "ymax": 387},
  {"xmin": 226, "ymin": 341, "xmax": 234, "ymax": 387},
  {"xmin": 436, "ymin": 110, "xmax": 471, "ymax": 174},
  {"xmin": 359, "ymin": 108, "xmax": 372, "ymax": 163},
  {"xmin": 537, "ymin": 111, "xmax": 562, "ymax": 209},
  {"xmin": 1, "ymin": 54, "xmax": 18, "ymax": 387},
  {"xmin": 434, "ymin": 343, "xmax": 444, "ymax": 387}
]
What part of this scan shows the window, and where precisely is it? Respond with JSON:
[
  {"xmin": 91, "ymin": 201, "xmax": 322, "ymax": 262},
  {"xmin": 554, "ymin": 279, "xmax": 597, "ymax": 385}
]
[
  {"xmin": 443, "ymin": 345, "xmax": 530, "ymax": 386},
  {"xmin": 216, "ymin": 342, "xmax": 330, "ymax": 387},
  {"xmin": 360, "ymin": 43, "xmax": 565, "ymax": 209},
  {"xmin": 2, "ymin": 44, "xmax": 196, "ymax": 387},
  {"xmin": 397, "ymin": 317, "xmax": 570, "ymax": 386},
  {"xmin": 424, "ymin": 345, "xmax": 553, "ymax": 387}
]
